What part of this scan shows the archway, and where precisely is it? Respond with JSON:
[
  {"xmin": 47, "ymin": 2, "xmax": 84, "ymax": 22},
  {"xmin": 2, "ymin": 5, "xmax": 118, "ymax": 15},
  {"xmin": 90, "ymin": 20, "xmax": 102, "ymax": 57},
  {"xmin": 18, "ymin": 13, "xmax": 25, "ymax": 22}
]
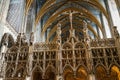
[
  {"xmin": 96, "ymin": 65, "xmax": 119, "ymax": 80},
  {"xmin": 45, "ymin": 71, "xmax": 56, "ymax": 80},
  {"xmin": 32, "ymin": 67, "xmax": 42, "ymax": 80},
  {"xmin": 44, "ymin": 67, "xmax": 56, "ymax": 80},
  {"xmin": 76, "ymin": 66, "xmax": 88, "ymax": 80},
  {"xmin": 63, "ymin": 66, "xmax": 74, "ymax": 80},
  {"xmin": 110, "ymin": 65, "xmax": 120, "ymax": 80},
  {"xmin": 96, "ymin": 66, "xmax": 106, "ymax": 80}
]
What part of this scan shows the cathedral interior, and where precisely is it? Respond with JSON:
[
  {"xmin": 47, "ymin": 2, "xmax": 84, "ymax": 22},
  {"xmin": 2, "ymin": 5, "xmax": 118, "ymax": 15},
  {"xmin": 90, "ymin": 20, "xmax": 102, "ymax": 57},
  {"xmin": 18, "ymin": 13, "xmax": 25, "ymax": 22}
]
[{"xmin": 0, "ymin": 0, "xmax": 120, "ymax": 80}]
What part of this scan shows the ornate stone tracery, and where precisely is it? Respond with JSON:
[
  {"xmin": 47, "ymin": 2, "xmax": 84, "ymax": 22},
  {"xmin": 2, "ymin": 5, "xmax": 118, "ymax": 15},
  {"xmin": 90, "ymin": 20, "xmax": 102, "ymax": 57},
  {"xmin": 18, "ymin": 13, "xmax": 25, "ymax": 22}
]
[
  {"xmin": 0, "ymin": 26, "xmax": 120, "ymax": 80},
  {"xmin": 0, "ymin": 0, "xmax": 120, "ymax": 80}
]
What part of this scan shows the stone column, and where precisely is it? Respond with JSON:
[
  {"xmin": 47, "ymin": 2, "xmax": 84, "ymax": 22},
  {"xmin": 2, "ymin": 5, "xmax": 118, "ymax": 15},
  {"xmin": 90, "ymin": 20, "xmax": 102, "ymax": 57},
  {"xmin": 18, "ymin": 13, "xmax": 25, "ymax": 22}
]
[
  {"xmin": 1, "ymin": 44, "xmax": 7, "ymax": 54},
  {"xmin": 0, "ymin": 0, "xmax": 10, "ymax": 22},
  {"xmin": 0, "ymin": 43, "xmax": 7, "ymax": 71},
  {"xmin": 104, "ymin": 0, "xmax": 114, "ymax": 37},
  {"xmin": 56, "ymin": 23, "xmax": 64, "ymax": 80},
  {"xmin": 46, "ymin": 28, "xmax": 50, "ymax": 42},
  {"xmin": 21, "ymin": 0, "xmax": 26, "ymax": 33},
  {"xmin": 0, "ymin": 38, "xmax": 8, "ymax": 79},
  {"xmin": 99, "ymin": 13, "xmax": 107, "ymax": 38},
  {"xmin": 83, "ymin": 21, "xmax": 96, "ymax": 80},
  {"xmin": 114, "ymin": 0, "xmax": 120, "ymax": 16},
  {"xmin": 23, "ymin": 14, "xmax": 28, "ymax": 33},
  {"xmin": 28, "ymin": 32, "xmax": 34, "ymax": 76},
  {"xmin": 0, "ymin": 0, "xmax": 4, "ymax": 19}
]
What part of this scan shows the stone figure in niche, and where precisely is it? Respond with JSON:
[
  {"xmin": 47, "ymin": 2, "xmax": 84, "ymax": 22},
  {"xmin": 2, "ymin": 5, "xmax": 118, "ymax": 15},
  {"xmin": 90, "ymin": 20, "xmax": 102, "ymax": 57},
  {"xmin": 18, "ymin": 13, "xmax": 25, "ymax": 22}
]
[
  {"xmin": 21, "ymin": 33, "xmax": 27, "ymax": 45},
  {"xmin": 16, "ymin": 33, "xmax": 21, "ymax": 45},
  {"xmin": 83, "ymin": 21, "xmax": 91, "ymax": 49},
  {"xmin": 30, "ymin": 32, "xmax": 34, "ymax": 45},
  {"xmin": 2, "ymin": 33, "xmax": 9, "ymax": 46},
  {"xmin": 57, "ymin": 24, "xmax": 61, "ymax": 44},
  {"xmin": 113, "ymin": 26, "xmax": 119, "ymax": 38}
]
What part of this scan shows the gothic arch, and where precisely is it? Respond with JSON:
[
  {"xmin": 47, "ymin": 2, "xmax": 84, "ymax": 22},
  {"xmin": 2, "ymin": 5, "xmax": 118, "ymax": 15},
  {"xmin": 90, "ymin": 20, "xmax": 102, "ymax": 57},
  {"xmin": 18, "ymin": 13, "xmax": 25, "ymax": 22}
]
[
  {"xmin": 41, "ymin": 7, "xmax": 103, "ymax": 37},
  {"xmin": 76, "ymin": 65, "xmax": 88, "ymax": 73},
  {"xmin": 109, "ymin": 63, "xmax": 120, "ymax": 71},
  {"xmin": 32, "ymin": 66, "xmax": 43, "ymax": 74},
  {"xmin": 74, "ymin": 42, "xmax": 85, "ymax": 49},
  {"xmin": 62, "ymin": 42, "xmax": 72, "ymax": 49},
  {"xmin": 63, "ymin": 65, "xmax": 74, "ymax": 73},
  {"xmin": 63, "ymin": 65, "xmax": 74, "ymax": 80},
  {"xmin": 110, "ymin": 65, "xmax": 120, "ymax": 80},
  {"xmin": 76, "ymin": 66, "xmax": 88, "ymax": 80},
  {"xmin": 44, "ymin": 65, "xmax": 56, "ymax": 80},
  {"xmin": 95, "ymin": 64, "xmax": 106, "ymax": 71},
  {"xmin": 95, "ymin": 65, "xmax": 114, "ymax": 80},
  {"xmin": 32, "ymin": 66, "xmax": 43, "ymax": 80}
]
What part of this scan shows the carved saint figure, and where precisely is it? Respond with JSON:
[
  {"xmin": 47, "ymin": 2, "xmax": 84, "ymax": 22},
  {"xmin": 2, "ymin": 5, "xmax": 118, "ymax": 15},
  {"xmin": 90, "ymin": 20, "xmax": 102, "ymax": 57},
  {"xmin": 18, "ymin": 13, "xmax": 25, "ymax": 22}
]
[
  {"xmin": 30, "ymin": 32, "xmax": 34, "ymax": 45},
  {"xmin": 113, "ymin": 26, "xmax": 119, "ymax": 38}
]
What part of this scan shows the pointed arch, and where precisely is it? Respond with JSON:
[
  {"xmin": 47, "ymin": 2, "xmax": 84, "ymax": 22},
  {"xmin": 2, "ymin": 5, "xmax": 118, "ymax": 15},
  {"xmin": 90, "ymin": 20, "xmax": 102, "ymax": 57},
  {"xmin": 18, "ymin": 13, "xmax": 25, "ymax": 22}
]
[
  {"xmin": 110, "ymin": 65, "xmax": 120, "ymax": 80},
  {"xmin": 76, "ymin": 65, "xmax": 88, "ymax": 80},
  {"xmin": 32, "ymin": 65, "xmax": 43, "ymax": 74},
  {"xmin": 109, "ymin": 63, "xmax": 120, "ymax": 71},
  {"xmin": 63, "ymin": 65, "xmax": 74, "ymax": 80},
  {"xmin": 44, "ymin": 65, "xmax": 56, "ymax": 80},
  {"xmin": 62, "ymin": 42, "xmax": 72, "ymax": 49},
  {"xmin": 41, "ymin": 7, "xmax": 103, "ymax": 36},
  {"xmin": 95, "ymin": 65, "xmax": 110, "ymax": 80},
  {"xmin": 74, "ymin": 41, "xmax": 85, "ymax": 49},
  {"xmin": 35, "ymin": 0, "xmax": 109, "ymax": 26},
  {"xmin": 32, "ymin": 66, "xmax": 43, "ymax": 80}
]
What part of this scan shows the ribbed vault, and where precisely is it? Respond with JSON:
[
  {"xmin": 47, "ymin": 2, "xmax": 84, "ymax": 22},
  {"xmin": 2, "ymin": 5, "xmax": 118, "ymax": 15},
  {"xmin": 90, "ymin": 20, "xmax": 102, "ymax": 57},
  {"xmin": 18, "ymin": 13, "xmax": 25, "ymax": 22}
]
[{"xmin": 25, "ymin": 0, "xmax": 111, "ymax": 42}]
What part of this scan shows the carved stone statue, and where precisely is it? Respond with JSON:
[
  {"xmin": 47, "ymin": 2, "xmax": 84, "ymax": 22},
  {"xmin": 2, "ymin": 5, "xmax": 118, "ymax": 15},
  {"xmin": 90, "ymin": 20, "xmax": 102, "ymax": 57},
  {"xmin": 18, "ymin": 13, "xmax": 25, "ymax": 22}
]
[
  {"xmin": 22, "ymin": 33, "xmax": 26, "ymax": 43},
  {"xmin": 2, "ymin": 33, "xmax": 9, "ymax": 46},
  {"xmin": 16, "ymin": 33, "xmax": 21, "ymax": 45},
  {"xmin": 83, "ymin": 20, "xmax": 91, "ymax": 49},
  {"xmin": 29, "ymin": 32, "xmax": 34, "ymax": 45},
  {"xmin": 16, "ymin": 33, "xmax": 27, "ymax": 46},
  {"xmin": 113, "ymin": 26, "xmax": 119, "ymax": 38},
  {"xmin": 69, "ymin": 29, "xmax": 75, "ymax": 37},
  {"xmin": 57, "ymin": 24, "xmax": 61, "ymax": 43}
]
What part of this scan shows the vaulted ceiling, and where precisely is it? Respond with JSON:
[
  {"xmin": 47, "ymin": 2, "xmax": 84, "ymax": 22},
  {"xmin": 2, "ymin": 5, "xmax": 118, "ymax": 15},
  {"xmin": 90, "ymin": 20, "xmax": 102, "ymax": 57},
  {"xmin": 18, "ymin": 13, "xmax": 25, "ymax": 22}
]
[{"xmin": 26, "ymin": 0, "xmax": 110, "ymax": 42}]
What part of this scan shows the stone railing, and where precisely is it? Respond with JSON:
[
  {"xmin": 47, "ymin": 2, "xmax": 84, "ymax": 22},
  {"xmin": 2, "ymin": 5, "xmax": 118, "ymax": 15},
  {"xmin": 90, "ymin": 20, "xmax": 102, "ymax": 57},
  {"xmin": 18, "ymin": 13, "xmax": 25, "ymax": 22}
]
[
  {"xmin": 34, "ymin": 42, "xmax": 59, "ymax": 51},
  {"xmin": 90, "ymin": 38, "xmax": 116, "ymax": 47}
]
